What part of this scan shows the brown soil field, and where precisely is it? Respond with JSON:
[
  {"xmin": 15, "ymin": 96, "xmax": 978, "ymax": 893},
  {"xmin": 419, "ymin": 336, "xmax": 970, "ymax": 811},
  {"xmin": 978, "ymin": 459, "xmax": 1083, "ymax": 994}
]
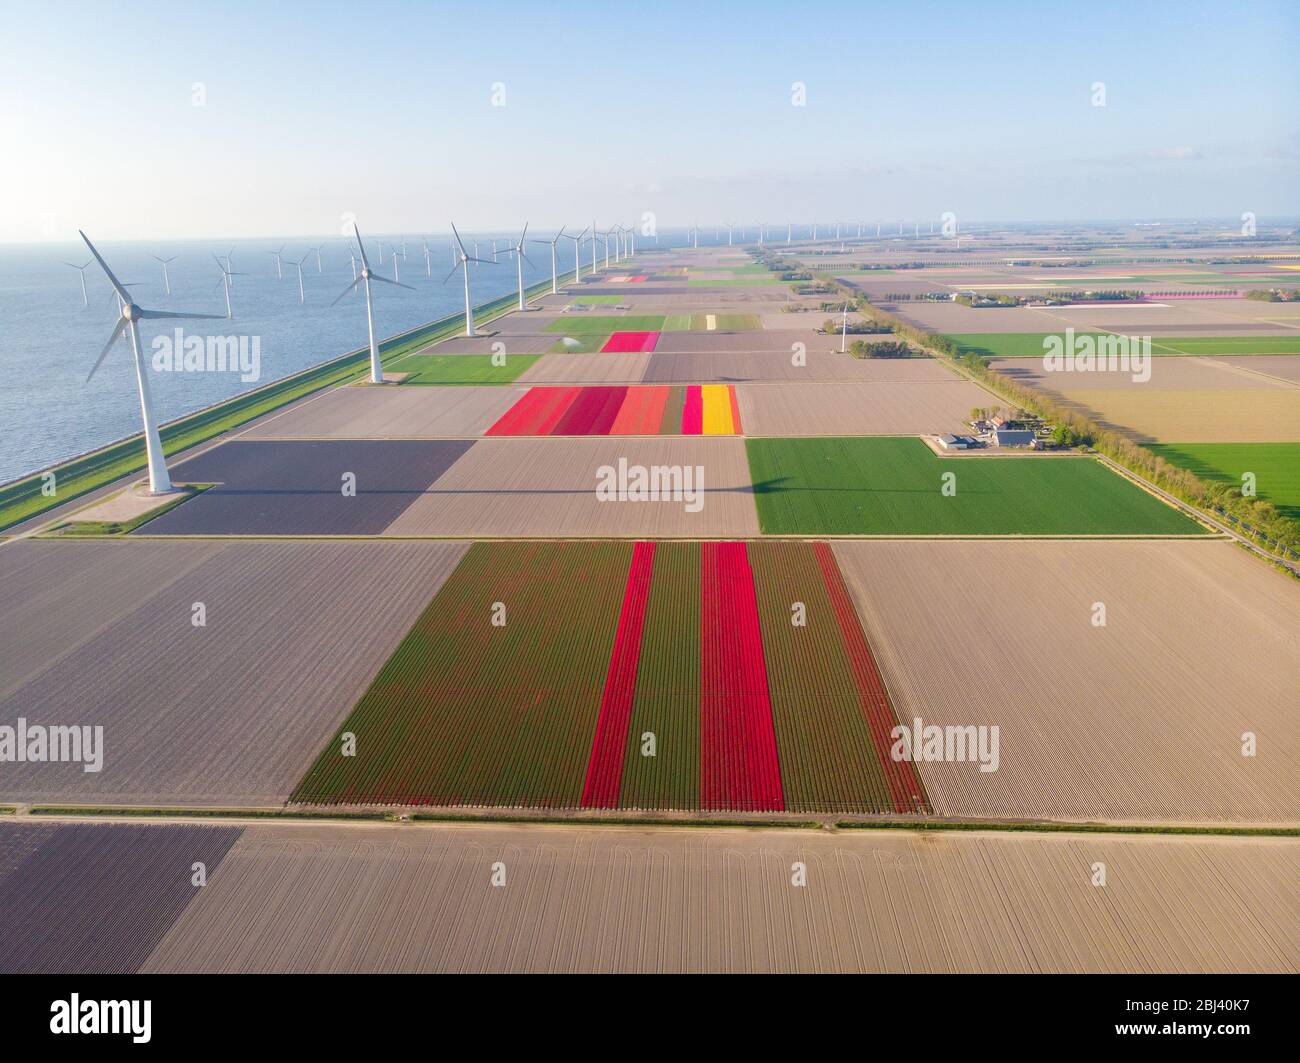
[
  {"xmin": 1216, "ymin": 354, "xmax": 1300, "ymax": 383},
  {"xmin": 387, "ymin": 437, "xmax": 760, "ymax": 537},
  {"xmin": 738, "ymin": 381, "xmax": 990, "ymax": 435},
  {"xmin": 654, "ymin": 331, "xmax": 825, "ymax": 354},
  {"xmin": 1, "ymin": 821, "xmax": 243, "ymax": 973},
  {"xmin": 516, "ymin": 351, "xmax": 651, "ymax": 383},
  {"xmin": 0, "ymin": 539, "xmax": 226, "ymax": 698},
  {"xmin": 244, "ymin": 385, "xmax": 522, "ymax": 438},
  {"xmin": 992, "ymin": 354, "xmax": 1296, "ymax": 391},
  {"xmin": 832, "ymin": 540, "xmax": 1300, "ymax": 825},
  {"xmin": 643, "ymin": 351, "xmax": 955, "ymax": 383},
  {"xmin": 1054, "ymin": 388, "xmax": 1299, "ymax": 442},
  {"xmin": 140, "ymin": 822, "xmax": 1298, "ymax": 973},
  {"xmin": 0, "ymin": 540, "xmax": 467, "ymax": 805}
]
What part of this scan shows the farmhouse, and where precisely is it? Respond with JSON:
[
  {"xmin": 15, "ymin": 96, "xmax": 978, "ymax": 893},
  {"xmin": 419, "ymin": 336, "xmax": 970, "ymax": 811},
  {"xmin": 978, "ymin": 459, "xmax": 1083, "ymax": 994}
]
[
  {"xmin": 936, "ymin": 434, "xmax": 978, "ymax": 450},
  {"xmin": 992, "ymin": 428, "xmax": 1037, "ymax": 448}
]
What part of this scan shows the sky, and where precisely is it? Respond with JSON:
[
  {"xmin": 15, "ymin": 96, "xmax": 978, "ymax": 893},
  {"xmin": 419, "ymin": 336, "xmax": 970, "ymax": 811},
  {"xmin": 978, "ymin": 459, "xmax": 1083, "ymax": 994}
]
[{"xmin": 1, "ymin": 0, "xmax": 1296, "ymax": 242}]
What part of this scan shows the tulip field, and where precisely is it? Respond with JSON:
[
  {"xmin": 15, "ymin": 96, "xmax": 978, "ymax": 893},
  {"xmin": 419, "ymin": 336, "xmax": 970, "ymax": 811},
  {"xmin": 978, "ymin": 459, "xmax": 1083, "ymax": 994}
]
[{"xmin": 292, "ymin": 540, "xmax": 925, "ymax": 813}]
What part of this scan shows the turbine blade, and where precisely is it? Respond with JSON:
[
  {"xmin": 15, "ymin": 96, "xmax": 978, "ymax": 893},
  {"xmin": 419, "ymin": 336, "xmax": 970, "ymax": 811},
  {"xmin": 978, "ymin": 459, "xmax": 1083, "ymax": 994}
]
[
  {"xmin": 79, "ymin": 231, "xmax": 132, "ymax": 305},
  {"xmin": 450, "ymin": 221, "xmax": 468, "ymax": 255},
  {"xmin": 330, "ymin": 276, "xmax": 365, "ymax": 306},
  {"xmin": 372, "ymin": 274, "xmax": 414, "ymax": 291},
  {"xmin": 442, "ymin": 262, "xmax": 463, "ymax": 284},
  {"xmin": 466, "ymin": 256, "xmax": 492, "ymax": 265},
  {"xmin": 352, "ymin": 223, "xmax": 371, "ymax": 270},
  {"xmin": 139, "ymin": 309, "xmax": 228, "ymax": 320},
  {"xmin": 87, "ymin": 318, "xmax": 128, "ymax": 381}
]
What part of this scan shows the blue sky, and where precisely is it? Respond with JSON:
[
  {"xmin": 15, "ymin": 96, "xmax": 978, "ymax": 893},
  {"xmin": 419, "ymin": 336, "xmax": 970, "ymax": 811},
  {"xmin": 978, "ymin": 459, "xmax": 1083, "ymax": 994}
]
[{"xmin": 2, "ymin": 0, "xmax": 1296, "ymax": 240}]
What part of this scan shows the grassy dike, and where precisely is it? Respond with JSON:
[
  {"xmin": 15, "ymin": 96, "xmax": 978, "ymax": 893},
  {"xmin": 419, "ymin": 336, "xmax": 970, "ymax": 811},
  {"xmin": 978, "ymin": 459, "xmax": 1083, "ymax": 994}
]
[{"xmin": 0, "ymin": 267, "xmax": 577, "ymax": 532}]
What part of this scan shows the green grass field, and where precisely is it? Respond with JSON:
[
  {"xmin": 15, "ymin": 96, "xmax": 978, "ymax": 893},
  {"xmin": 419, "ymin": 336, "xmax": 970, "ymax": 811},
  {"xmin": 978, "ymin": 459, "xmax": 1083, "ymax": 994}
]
[
  {"xmin": 543, "ymin": 314, "xmax": 666, "ymax": 334},
  {"xmin": 692, "ymin": 313, "xmax": 761, "ymax": 330},
  {"xmin": 1146, "ymin": 336, "xmax": 1300, "ymax": 356},
  {"xmin": 1147, "ymin": 443, "xmax": 1300, "ymax": 519},
  {"xmin": 950, "ymin": 332, "xmax": 1300, "ymax": 359},
  {"xmin": 572, "ymin": 295, "xmax": 623, "ymax": 305},
  {"xmin": 662, "ymin": 314, "xmax": 693, "ymax": 331},
  {"xmin": 390, "ymin": 353, "xmax": 540, "ymax": 384},
  {"xmin": 948, "ymin": 332, "xmax": 1101, "ymax": 359},
  {"xmin": 746, "ymin": 437, "xmax": 1205, "ymax": 536}
]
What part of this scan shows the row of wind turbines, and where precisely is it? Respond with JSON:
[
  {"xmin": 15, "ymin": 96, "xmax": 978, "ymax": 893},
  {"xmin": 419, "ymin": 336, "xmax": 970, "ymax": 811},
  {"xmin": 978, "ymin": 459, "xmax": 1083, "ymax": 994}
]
[{"xmin": 73, "ymin": 220, "xmax": 641, "ymax": 496}]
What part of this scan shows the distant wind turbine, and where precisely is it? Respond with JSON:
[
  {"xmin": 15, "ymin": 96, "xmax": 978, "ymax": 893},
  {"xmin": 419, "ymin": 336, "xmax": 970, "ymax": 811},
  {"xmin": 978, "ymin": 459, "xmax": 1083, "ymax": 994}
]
[
  {"xmin": 152, "ymin": 254, "xmax": 178, "ymax": 295},
  {"xmin": 333, "ymin": 223, "xmax": 413, "ymax": 384},
  {"xmin": 559, "ymin": 226, "xmax": 586, "ymax": 284},
  {"xmin": 445, "ymin": 222, "xmax": 491, "ymax": 336},
  {"xmin": 291, "ymin": 253, "xmax": 310, "ymax": 303},
  {"xmin": 64, "ymin": 260, "xmax": 90, "ymax": 306},
  {"xmin": 313, "ymin": 245, "xmax": 324, "ymax": 272},
  {"xmin": 267, "ymin": 245, "xmax": 286, "ymax": 280},
  {"xmin": 81, "ymin": 231, "xmax": 223, "ymax": 494},
  {"xmin": 533, "ymin": 226, "xmax": 566, "ymax": 295},
  {"xmin": 511, "ymin": 223, "xmax": 535, "ymax": 310},
  {"xmin": 213, "ymin": 255, "xmax": 247, "ymax": 319},
  {"xmin": 840, "ymin": 301, "xmax": 850, "ymax": 354}
]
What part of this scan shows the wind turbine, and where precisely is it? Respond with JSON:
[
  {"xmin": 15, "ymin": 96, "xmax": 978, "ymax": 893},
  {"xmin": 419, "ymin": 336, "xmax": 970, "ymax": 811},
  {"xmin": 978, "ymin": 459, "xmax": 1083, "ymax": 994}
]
[
  {"xmin": 559, "ymin": 226, "xmax": 586, "ymax": 284},
  {"xmin": 80, "ymin": 231, "xmax": 223, "ymax": 495},
  {"xmin": 64, "ymin": 260, "xmax": 90, "ymax": 306},
  {"xmin": 602, "ymin": 229, "xmax": 612, "ymax": 270},
  {"xmin": 726, "ymin": 223, "xmax": 734, "ymax": 246},
  {"xmin": 533, "ymin": 226, "xmax": 566, "ymax": 294},
  {"xmin": 313, "ymin": 245, "xmax": 324, "ymax": 272},
  {"xmin": 267, "ymin": 245, "xmax": 286, "ymax": 279},
  {"xmin": 839, "ymin": 301, "xmax": 850, "ymax": 354},
  {"xmin": 422, "ymin": 238, "xmax": 432, "ymax": 278},
  {"xmin": 445, "ymin": 222, "xmax": 491, "ymax": 336},
  {"xmin": 333, "ymin": 223, "xmax": 413, "ymax": 384},
  {"xmin": 290, "ymin": 253, "xmax": 310, "ymax": 303},
  {"xmin": 152, "ymin": 254, "xmax": 178, "ymax": 295},
  {"xmin": 591, "ymin": 221, "xmax": 599, "ymax": 274},
  {"xmin": 390, "ymin": 246, "xmax": 402, "ymax": 284},
  {"xmin": 787, "ymin": 221, "xmax": 792, "ymax": 244},
  {"xmin": 213, "ymin": 255, "xmax": 247, "ymax": 318},
  {"xmin": 511, "ymin": 223, "xmax": 536, "ymax": 310}
]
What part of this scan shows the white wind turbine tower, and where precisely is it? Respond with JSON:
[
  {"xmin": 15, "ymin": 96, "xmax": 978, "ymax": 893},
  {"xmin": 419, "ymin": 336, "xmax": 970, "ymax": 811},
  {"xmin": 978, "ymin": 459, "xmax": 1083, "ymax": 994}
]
[
  {"xmin": 291, "ymin": 253, "xmax": 310, "ymax": 303},
  {"xmin": 445, "ymin": 222, "xmax": 491, "ymax": 336},
  {"xmin": 348, "ymin": 249, "xmax": 358, "ymax": 280},
  {"xmin": 313, "ymin": 245, "xmax": 324, "ymax": 272},
  {"xmin": 532, "ymin": 226, "xmax": 566, "ymax": 295},
  {"xmin": 333, "ymin": 223, "xmax": 413, "ymax": 384},
  {"xmin": 559, "ymin": 226, "xmax": 586, "ymax": 284},
  {"xmin": 726, "ymin": 223, "xmax": 734, "ymax": 246},
  {"xmin": 390, "ymin": 246, "xmax": 402, "ymax": 284},
  {"xmin": 267, "ymin": 245, "xmax": 286, "ymax": 279},
  {"xmin": 81, "ymin": 231, "xmax": 224, "ymax": 495},
  {"xmin": 692, "ymin": 222, "xmax": 698, "ymax": 249},
  {"xmin": 152, "ymin": 254, "xmax": 178, "ymax": 295},
  {"xmin": 602, "ymin": 229, "xmax": 613, "ymax": 269},
  {"xmin": 422, "ymin": 238, "xmax": 432, "ymax": 278},
  {"xmin": 787, "ymin": 221, "xmax": 792, "ymax": 244},
  {"xmin": 64, "ymin": 260, "xmax": 90, "ymax": 306},
  {"xmin": 213, "ymin": 255, "xmax": 247, "ymax": 319},
  {"xmin": 590, "ymin": 221, "xmax": 599, "ymax": 274},
  {"xmin": 511, "ymin": 222, "xmax": 536, "ymax": 310},
  {"xmin": 839, "ymin": 301, "xmax": 850, "ymax": 354}
]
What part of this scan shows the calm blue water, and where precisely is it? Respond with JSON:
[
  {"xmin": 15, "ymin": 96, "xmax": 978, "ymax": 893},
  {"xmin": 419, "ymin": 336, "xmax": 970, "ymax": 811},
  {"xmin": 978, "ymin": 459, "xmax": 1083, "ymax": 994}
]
[{"xmin": 0, "ymin": 232, "xmax": 622, "ymax": 483}]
